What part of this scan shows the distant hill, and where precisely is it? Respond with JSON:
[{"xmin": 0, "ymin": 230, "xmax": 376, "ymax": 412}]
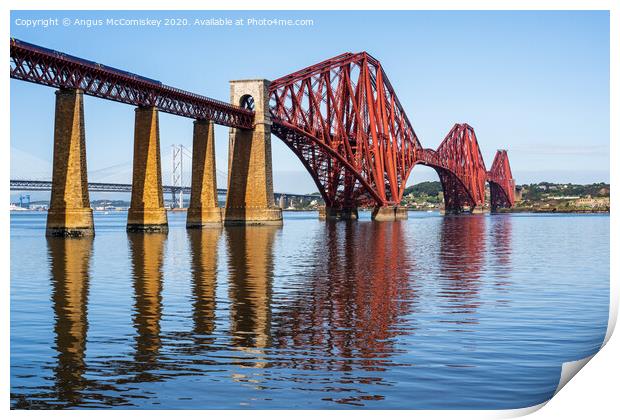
[
  {"xmin": 403, "ymin": 181, "xmax": 442, "ymax": 197},
  {"xmin": 518, "ymin": 182, "xmax": 609, "ymax": 201},
  {"xmin": 91, "ymin": 199, "xmax": 131, "ymax": 207}
]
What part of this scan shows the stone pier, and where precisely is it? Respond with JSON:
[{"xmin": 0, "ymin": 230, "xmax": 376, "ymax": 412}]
[
  {"xmin": 224, "ymin": 80, "xmax": 282, "ymax": 226},
  {"xmin": 46, "ymin": 89, "xmax": 94, "ymax": 237},
  {"xmin": 371, "ymin": 206, "xmax": 409, "ymax": 221},
  {"xmin": 187, "ymin": 120, "xmax": 222, "ymax": 228},
  {"xmin": 318, "ymin": 206, "xmax": 359, "ymax": 221},
  {"xmin": 127, "ymin": 107, "xmax": 168, "ymax": 233}
]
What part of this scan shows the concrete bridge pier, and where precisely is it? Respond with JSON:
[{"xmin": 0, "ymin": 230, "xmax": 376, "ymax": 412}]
[
  {"xmin": 46, "ymin": 88, "xmax": 94, "ymax": 237},
  {"xmin": 187, "ymin": 120, "xmax": 222, "ymax": 228},
  {"xmin": 127, "ymin": 106, "xmax": 168, "ymax": 233},
  {"xmin": 224, "ymin": 80, "xmax": 282, "ymax": 226},
  {"xmin": 319, "ymin": 206, "xmax": 359, "ymax": 221},
  {"xmin": 371, "ymin": 206, "xmax": 409, "ymax": 221}
]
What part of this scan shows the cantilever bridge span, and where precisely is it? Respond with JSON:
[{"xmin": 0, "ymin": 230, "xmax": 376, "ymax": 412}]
[
  {"xmin": 269, "ymin": 52, "xmax": 515, "ymax": 217},
  {"xmin": 10, "ymin": 38, "xmax": 515, "ymax": 236}
]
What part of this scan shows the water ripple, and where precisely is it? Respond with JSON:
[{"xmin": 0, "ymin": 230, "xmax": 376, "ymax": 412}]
[{"xmin": 10, "ymin": 211, "xmax": 609, "ymax": 409}]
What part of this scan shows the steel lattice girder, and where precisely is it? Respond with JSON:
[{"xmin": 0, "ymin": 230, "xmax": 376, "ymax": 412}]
[
  {"xmin": 269, "ymin": 51, "xmax": 515, "ymax": 210},
  {"xmin": 9, "ymin": 39, "xmax": 254, "ymax": 129},
  {"xmin": 429, "ymin": 123, "xmax": 488, "ymax": 211},
  {"xmin": 487, "ymin": 150, "xmax": 516, "ymax": 208},
  {"xmin": 269, "ymin": 52, "xmax": 422, "ymax": 209}
]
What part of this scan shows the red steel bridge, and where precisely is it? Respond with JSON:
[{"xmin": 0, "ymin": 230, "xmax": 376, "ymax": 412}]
[
  {"xmin": 269, "ymin": 52, "xmax": 515, "ymax": 213},
  {"xmin": 10, "ymin": 39, "xmax": 515, "ymax": 219}
]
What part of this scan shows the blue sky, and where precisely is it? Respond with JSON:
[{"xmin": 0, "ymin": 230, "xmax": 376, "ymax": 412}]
[{"xmin": 10, "ymin": 10, "xmax": 610, "ymax": 198}]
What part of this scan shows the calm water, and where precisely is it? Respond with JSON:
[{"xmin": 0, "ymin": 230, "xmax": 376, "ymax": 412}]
[{"xmin": 10, "ymin": 211, "xmax": 609, "ymax": 409}]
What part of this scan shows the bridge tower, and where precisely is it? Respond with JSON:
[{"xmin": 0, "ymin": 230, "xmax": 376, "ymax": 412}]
[
  {"xmin": 46, "ymin": 88, "xmax": 94, "ymax": 237},
  {"xmin": 224, "ymin": 80, "xmax": 282, "ymax": 225},
  {"xmin": 19, "ymin": 194, "xmax": 30, "ymax": 209},
  {"xmin": 170, "ymin": 144, "xmax": 185, "ymax": 209}
]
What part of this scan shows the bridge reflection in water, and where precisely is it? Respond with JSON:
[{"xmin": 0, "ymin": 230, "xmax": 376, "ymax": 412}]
[
  {"xmin": 188, "ymin": 229, "xmax": 221, "ymax": 339},
  {"xmin": 489, "ymin": 215, "xmax": 514, "ymax": 287},
  {"xmin": 31, "ymin": 216, "xmax": 517, "ymax": 408},
  {"xmin": 438, "ymin": 215, "xmax": 486, "ymax": 323},
  {"xmin": 48, "ymin": 236, "xmax": 93, "ymax": 406},
  {"xmin": 227, "ymin": 227, "xmax": 278, "ymax": 351},
  {"xmin": 273, "ymin": 222, "xmax": 415, "ymax": 371},
  {"xmin": 127, "ymin": 233, "xmax": 166, "ymax": 383}
]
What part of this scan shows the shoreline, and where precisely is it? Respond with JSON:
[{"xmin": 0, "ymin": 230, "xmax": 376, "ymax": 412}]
[
  {"xmin": 9, "ymin": 208, "xmax": 610, "ymax": 215},
  {"xmin": 496, "ymin": 208, "xmax": 609, "ymax": 214}
]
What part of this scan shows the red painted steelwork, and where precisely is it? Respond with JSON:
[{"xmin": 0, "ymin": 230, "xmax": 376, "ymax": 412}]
[
  {"xmin": 269, "ymin": 52, "xmax": 421, "ymax": 209},
  {"xmin": 269, "ymin": 52, "xmax": 515, "ymax": 212},
  {"xmin": 418, "ymin": 124, "xmax": 488, "ymax": 212},
  {"xmin": 488, "ymin": 150, "xmax": 516, "ymax": 209},
  {"xmin": 9, "ymin": 38, "xmax": 254, "ymax": 129}
]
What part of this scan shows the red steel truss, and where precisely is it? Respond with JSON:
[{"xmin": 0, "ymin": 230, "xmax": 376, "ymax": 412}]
[
  {"xmin": 488, "ymin": 150, "xmax": 516, "ymax": 209},
  {"xmin": 418, "ymin": 124, "xmax": 488, "ymax": 212},
  {"xmin": 269, "ymin": 52, "xmax": 421, "ymax": 209},
  {"xmin": 269, "ymin": 53, "xmax": 515, "ymax": 211},
  {"xmin": 9, "ymin": 38, "xmax": 254, "ymax": 129}
]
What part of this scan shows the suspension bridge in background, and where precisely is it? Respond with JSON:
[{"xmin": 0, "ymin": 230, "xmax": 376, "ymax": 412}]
[{"xmin": 9, "ymin": 179, "xmax": 316, "ymax": 206}]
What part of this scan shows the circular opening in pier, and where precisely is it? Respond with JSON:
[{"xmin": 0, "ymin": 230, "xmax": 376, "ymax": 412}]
[{"xmin": 239, "ymin": 94, "xmax": 255, "ymax": 111}]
